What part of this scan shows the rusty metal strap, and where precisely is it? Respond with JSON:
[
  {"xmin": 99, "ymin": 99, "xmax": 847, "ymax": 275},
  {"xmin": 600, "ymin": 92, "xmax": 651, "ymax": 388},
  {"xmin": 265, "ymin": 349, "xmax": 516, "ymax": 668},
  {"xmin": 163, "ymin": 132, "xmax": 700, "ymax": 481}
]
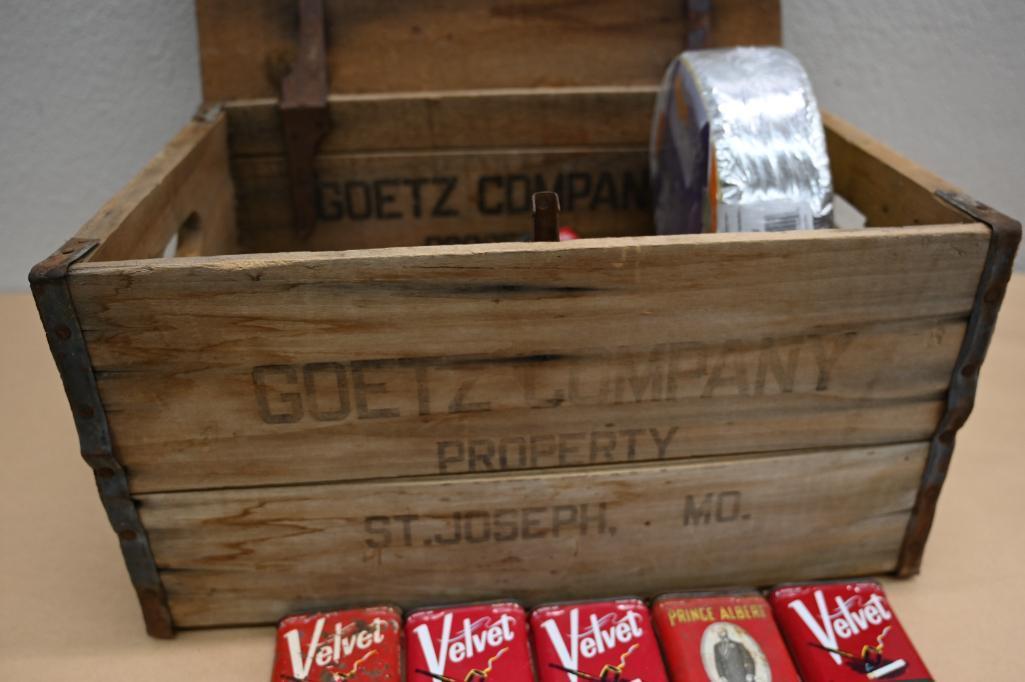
[
  {"xmin": 687, "ymin": 0, "xmax": 712, "ymax": 49},
  {"xmin": 896, "ymin": 192, "xmax": 1021, "ymax": 576},
  {"xmin": 29, "ymin": 238, "xmax": 174, "ymax": 638},
  {"xmin": 280, "ymin": 0, "xmax": 331, "ymax": 239}
]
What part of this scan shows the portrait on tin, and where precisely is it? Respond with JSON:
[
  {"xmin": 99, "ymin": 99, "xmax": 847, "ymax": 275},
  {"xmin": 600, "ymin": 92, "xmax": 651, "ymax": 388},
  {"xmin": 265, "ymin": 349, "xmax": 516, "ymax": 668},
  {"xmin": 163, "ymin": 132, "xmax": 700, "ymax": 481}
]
[{"xmin": 699, "ymin": 622, "xmax": 771, "ymax": 682}]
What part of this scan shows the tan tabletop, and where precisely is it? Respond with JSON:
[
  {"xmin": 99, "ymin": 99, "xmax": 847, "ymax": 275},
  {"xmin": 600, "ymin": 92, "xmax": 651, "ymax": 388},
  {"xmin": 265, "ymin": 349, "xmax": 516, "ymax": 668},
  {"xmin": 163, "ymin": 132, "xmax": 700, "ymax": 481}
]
[{"xmin": 2, "ymin": 276, "xmax": 1023, "ymax": 680}]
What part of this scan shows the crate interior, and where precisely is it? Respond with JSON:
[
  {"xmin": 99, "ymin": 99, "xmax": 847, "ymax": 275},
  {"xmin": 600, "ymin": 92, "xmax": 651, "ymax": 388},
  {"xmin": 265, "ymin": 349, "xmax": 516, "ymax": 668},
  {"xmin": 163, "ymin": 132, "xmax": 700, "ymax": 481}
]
[{"xmin": 142, "ymin": 88, "xmax": 978, "ymax": 262}]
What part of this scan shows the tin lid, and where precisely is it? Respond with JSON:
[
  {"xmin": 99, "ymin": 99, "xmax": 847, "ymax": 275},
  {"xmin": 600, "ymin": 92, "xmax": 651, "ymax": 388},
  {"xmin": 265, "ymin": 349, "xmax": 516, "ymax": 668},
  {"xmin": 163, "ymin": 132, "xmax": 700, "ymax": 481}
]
[
  {"xmin": 532, "ymin": 595, "xmax": 648, "ymax": 612},
  {"xmin": 652, "ymin": 588, "xmax": 763, "ymax": 605},
  {"xmin": 405, "ymin": 598, "xmax": 528, "ymax": 618},
  {"xmin": 195, "ymin": 0, "xmax": 782, "ymax": 102}
]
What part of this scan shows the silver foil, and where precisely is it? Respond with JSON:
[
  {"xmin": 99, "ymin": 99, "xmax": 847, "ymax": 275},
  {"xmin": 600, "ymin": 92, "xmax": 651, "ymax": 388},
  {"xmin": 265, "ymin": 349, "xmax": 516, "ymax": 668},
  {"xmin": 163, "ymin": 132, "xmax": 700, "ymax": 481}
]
[{"xmin": 651, "ymin": 47, "xmax": 833, "ymax": 233}]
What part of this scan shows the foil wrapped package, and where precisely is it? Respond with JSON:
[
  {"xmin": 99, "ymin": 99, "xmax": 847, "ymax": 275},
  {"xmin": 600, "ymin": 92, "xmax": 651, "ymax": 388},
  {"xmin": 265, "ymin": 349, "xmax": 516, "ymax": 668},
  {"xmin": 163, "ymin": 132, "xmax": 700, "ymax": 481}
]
[{"xmin": 650, "ymin": 46, "xmax": 833, "ymax": 233}]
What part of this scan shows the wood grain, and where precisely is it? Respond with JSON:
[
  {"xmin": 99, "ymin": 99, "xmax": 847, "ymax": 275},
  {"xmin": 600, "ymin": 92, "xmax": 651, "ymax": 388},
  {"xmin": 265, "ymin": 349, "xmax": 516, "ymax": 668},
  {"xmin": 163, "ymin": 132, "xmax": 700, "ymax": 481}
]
[
  {"xmin": 75, "ymin": 112, "xmax": 237, "ymax": 262},
  {"xmin": 824, "ymin": 112, "xmax": 968, "ymax": 228},
  {"xmin": 233, "ymin": 146, "xmax": 651, "ymax": 252},
  {"xmin": 138, "ymin": 442, "xmax": 927, "ymax": 627},
  {"xmin": 226, "ymin": 87, "xmax": 657, "ymax": 157},
  {"xmin": 66, "ymin": 225, "xmax": 988, "ymax": 491},
  {"xmin": 196, "ymin": 0, "xmax": 780, "ymax": 101}
]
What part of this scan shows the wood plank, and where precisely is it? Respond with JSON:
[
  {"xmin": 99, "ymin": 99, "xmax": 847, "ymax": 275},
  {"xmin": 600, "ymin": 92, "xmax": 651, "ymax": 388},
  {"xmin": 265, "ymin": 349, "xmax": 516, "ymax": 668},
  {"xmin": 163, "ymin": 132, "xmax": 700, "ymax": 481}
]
[
  {"xmin": 139, "ymin": 442, "xmax": 927, "ymax": 627},
  {"xmin": 100, "ymin": 316, "xmax": 956, "ymax": 492},
  {"xmin": 233, "ymin": 147, "xmax": 651, "ymax": 253},
  {"xmin": 76, "ymin": 112, "xmax": 237, "ymax": 262},
  {"xmin": 226, "ymin": 87, "xmax": 657, "ymax": 157},
  {"xmin": 66, "ymin": 226, "xmax": 988, "ymax": 491},
  {"xmin": 824, "ymin": 112, "xmax": 969, "ymax": 228},
  {"xmin": 196, "ymin": 0, "xmax": 780, "ymax": 101}
]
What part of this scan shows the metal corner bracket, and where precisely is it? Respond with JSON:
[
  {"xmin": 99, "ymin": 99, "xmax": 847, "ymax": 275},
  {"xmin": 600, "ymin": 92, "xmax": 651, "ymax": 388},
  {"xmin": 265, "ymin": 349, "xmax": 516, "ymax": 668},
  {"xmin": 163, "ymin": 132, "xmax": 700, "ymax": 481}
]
[
  {"xmin": 895, "ymin": 192, "xmax": 1021, "ymax": 576},
  {"xmin": 29, "ymin": 238, "xmax": 175, "ymax": 638}
]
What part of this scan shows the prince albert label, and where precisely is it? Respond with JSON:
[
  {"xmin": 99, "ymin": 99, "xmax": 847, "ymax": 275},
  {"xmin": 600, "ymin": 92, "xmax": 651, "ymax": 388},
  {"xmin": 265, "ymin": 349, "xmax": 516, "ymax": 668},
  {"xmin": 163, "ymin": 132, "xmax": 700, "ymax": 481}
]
[{"xmin": 652, "ymin": 592, "xmax": 799, "ymax": 682}]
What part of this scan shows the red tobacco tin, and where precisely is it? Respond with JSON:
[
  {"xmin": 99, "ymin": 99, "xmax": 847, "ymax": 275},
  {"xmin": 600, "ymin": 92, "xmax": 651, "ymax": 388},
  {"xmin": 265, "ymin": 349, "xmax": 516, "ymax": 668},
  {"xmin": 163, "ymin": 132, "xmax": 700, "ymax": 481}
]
[
  {"xmin": 768, "ymin": 581, "xmax": 932, "ymax": 681},
  {"xmin": 271, "ymin": 605, "xmax": 403, "ymax": 682},
  {"xmin": 405, "ymin": 601, "xmax": 534, "ymax": 682},
  {"xmin": 651, "ymin": 591, "xmax": 799, "ymax": 682},
  {"xmin": 531, "ymin": 597, "xmax": 668, "ymax": 682}
]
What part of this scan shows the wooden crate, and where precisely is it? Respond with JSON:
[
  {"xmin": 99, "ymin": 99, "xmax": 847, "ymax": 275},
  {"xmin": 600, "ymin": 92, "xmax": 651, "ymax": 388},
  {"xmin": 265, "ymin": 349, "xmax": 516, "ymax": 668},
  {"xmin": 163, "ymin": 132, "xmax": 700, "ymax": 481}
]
[{"xmin": 30, "ymin": 0, "xmax": 1020, "ymax": 638}]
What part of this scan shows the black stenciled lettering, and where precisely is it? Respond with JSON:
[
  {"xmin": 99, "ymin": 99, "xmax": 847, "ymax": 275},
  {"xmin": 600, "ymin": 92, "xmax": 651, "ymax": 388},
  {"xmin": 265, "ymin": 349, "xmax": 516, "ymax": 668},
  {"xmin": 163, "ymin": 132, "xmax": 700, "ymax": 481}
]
[
  {"xmin": 477, "ymin": 175, "xmax": 503, "ymax": 215},
  {"xmin": 716, "ymin": 491, "xmax": 743, "ymax": 522},
  {"xmin": 521, "ymin": 507, "xmax": 547, "ymax": 539},
  {"xmin": 683, "ymin": 493, "xmax": 714, "ymax": 526},
  {"xmin": 618, "ymin": 428, "xmax": 644, "ymax": 460},
  {"xmin": 403, "ymin": 178, "xmax": 430, "ymax": 218},
  {"xmin": 437, "ymin": 441, "xmax": 464, "ymax": 473},
  {"xmin": 621, "ymin": 170, "xmax": 650, "ymax": 210},
  {"xmin": 316, "ymin": 180, "xmax": 344, "ymax": 220},
  {"xmin": 463, "ymin": 511, "xmax": 492, "ymax": 543},
  {"xmin": 529, "ymin": 434, "xmax": 557, "ymax": 468},
  {"xmin": 589, "ymin": 431, "xmax": 617, "ymax": 463},
  {"xmin": 345, "ymin": 181, "xmax": 373, "ymax": 220},
  {"xmin": 493, "ymin": 509, "xmax": 519, "ymax": 542},
  {"xmin": 432, "ymin": 176, "xmax": 459, "ymax": 217},
  {"xmin": 702, "ymin": 342, "xmax": 751, "ymax": 397},
  {"xmin": 580, "ymin": 503, "xmax": 607, "ymax": 535},
  {"xmin": 302, "ymin": 362, "xmax": 350, "ymax": 421},
  {"xmin": 505, "ymin": 174, "xmax": 532, "ymax": 214},
  {"xmin": 415, "ymin": 364, "xmax": 432, "ymax": 416},
  {"xmin": 650, "ymin": 426, "xmax": 678, "ymax": 459},
  {"xmin": 468, "ymin": 439, "xmax": 496, "ymax": 471},
  {"xmin": 590, "ymin": 171, "xmax": 619, "ymax": 210},
  {"xmin": 812, "ymin": 332, "xmax": 855, "ymax": 391},
  {"xmin": 364, "ymin": 516, "xmax": 391, "ymax": 548},
  {"xmin": 395, "ymin": 514, "xmax": 418, "ymax": 546},
  {"xmin": 351, "ymin": 360, "xmax": 400, "ymax": 419},
  {"xmin": 615, "ymin": 346, "xmax": 667, "ymax": 403},
  {"xmin": 557, "ymin": 432, "xmax": 585, "ymax": 465},
  {"xmin": 521, "ymin": 366, "xmax": 565, "ymax": 409},
  {"xmin": 565, "ymin": 172, "xmax": 591, "ymax": 211},
  {"xmin": 755, "ymin": 338, "xmax": 800, "ymax": 395},
  {"xmin": 552, "ymin": 505, "xmax": 579, "ymax": 536},
  {"xmin": 498, "ymin": 436, "xmax": 527, "ymax": 470},
  {"xmin": 533, "ymin": 173, "xmax": 565, "ymax": 199},
  {"xmin": 666, "ymin": 341, "xmax": 708, "ymax": 400},
  {"xmin": 448, "ymin": 375, "xmax": 491, "ymax": 414},
  {"xmin": 252, "ymin": 365, "xmax": 302, "ymax": 424},
  {"xmin": 374, "ymin": 179, "xmax": 402, "ymax": 219},
  {"xmin": 434, "ymin": 513, "xmax": 462, "ymax": 545}
]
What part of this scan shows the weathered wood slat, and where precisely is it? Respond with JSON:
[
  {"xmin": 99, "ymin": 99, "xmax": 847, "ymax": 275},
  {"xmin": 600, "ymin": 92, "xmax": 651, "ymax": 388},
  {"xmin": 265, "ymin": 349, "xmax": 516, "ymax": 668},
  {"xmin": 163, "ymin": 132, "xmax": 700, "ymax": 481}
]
[
  {"xmin": 66, "ymin": 226, "xmax": 987, "ymax": 492},
  {"xmin": 71, "ymin": 225, "xmax": 988, "ymax": 368},
  {"xmin": 233, "ymin": 147, "xmax": 651, "ymax": 252},
  {"xmin": 824, "ymin": 112, "xmax": 968, "ymax": 228},
  {"xmin": 226, "ymin": 87, "xmax": 657, "ymax": 157},
  {"xmin": 77, "ymin": 112, "xmax": 237, "ymax": 262},
  {"xmin": 196, "ymin": 0, "xmax": 780, "ymax": 101},
  {"xmin": 140, "ymin": 442, "xmax": 927, "ymax": 627},
  {"xmin": 99, "ymin": 316, "xmax": 956, "ymax": 492}
]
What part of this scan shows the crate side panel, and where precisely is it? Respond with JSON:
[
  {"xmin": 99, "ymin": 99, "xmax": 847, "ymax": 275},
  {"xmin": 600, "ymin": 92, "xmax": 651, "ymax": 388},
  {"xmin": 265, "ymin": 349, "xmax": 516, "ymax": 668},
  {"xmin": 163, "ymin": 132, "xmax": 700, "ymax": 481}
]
[
  {"xmin": 226, "ymin": 87, "xmax": 658, "ymax": 158},
  {"xmin": 99, "ymin": 318, "xmax": 953, "ymax": 492},
  {"xmin": 139, "ymin": 442, "xmax": 927, "ymax": 627},
  {"xmin": 69, "ymin": 226, "xmax": 988, "ymax": 492},
  {"xmin": 233, "ymin": 147, "xmax": 652, "ymax": 253}
]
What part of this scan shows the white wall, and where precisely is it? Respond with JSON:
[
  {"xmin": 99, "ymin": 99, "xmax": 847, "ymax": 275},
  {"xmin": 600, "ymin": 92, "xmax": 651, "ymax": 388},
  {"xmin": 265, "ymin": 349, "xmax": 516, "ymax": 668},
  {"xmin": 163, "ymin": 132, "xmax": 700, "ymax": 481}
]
[
  {"xmin": 0, "ymin": 1, "xmax": 1022, "ymax": 291},
  {"xmin": 0, "ymin": 0, "xmax": 200, "ymax": 291}
]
